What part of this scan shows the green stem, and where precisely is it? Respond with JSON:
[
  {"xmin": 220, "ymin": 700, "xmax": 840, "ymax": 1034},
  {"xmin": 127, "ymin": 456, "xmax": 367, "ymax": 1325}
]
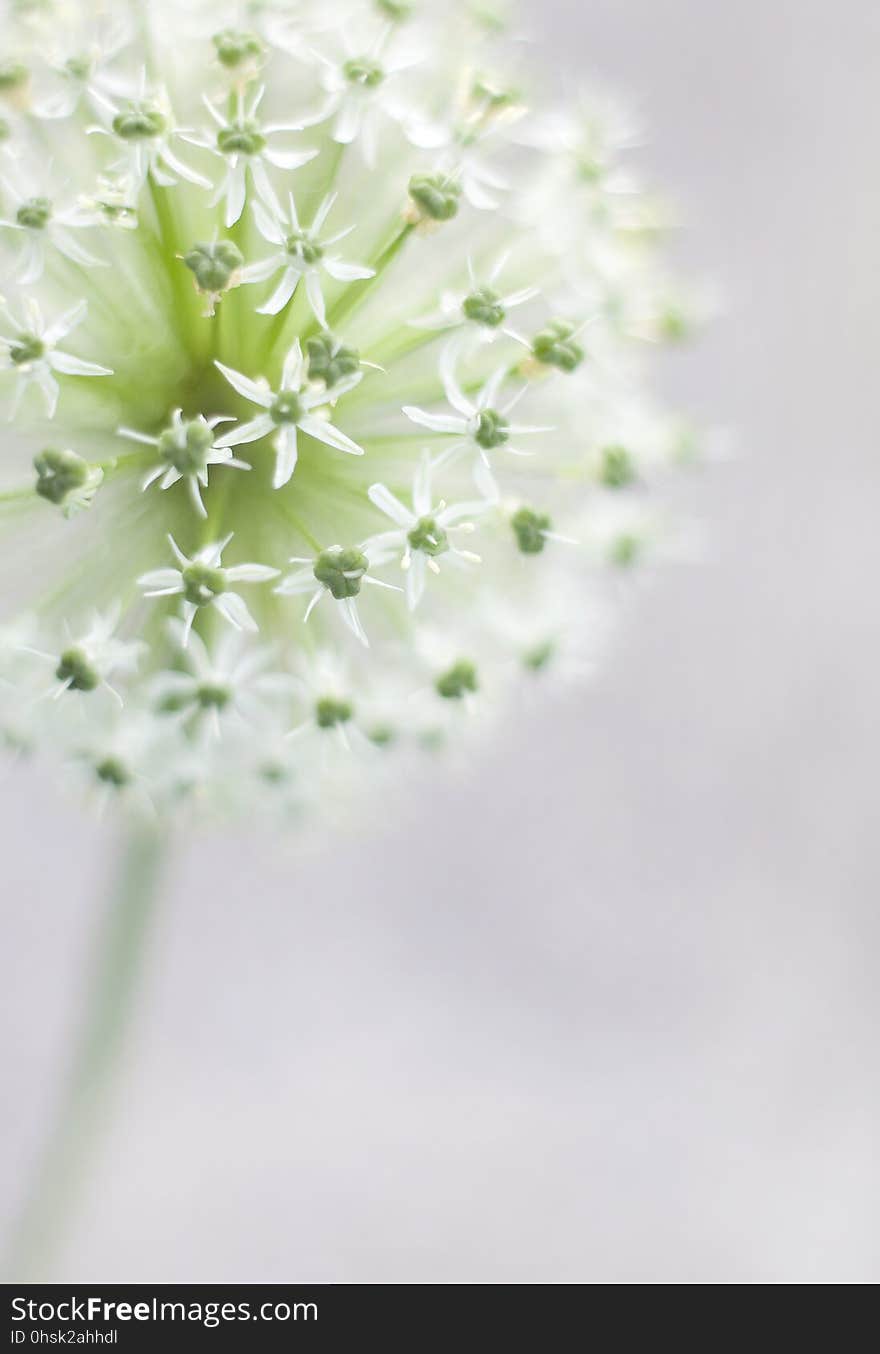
[
  {"xmin": 3, "ymin": 824, "xmax": 167, "ymax": 1281},
  {"xmin": 315, "ymin": 221, "xmax": 415, "ymax": 339}
]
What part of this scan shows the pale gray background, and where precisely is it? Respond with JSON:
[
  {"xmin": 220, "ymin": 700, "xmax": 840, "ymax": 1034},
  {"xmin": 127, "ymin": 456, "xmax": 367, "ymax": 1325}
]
[{"xmin": 2, "ymin": 0, "xmax": 878, "ymax": 1283}]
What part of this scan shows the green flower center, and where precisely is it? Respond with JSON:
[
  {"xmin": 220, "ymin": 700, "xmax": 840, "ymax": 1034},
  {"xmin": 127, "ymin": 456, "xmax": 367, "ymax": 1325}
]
[
  {"xmin": 343, "ymin": 57, "xmax": 385, "ymax": 88},
  {"xmin": 9, "ymin": 335, "xmax": 45, "ymax": 366},
  {"xmin": 0, "ymin": 62, "xmax": 28, "ymax": 92},
  {"xmin": 16, "ymin": 196, "xmax": 52, "ymax": 230},
  {"xmin": 532, "ymin": 319, "xmax": 585, "ymax": 373},
  {"xmin": 158, "ymin": 419, "xmax": 215, "ymax": 475},
  {"xmin": 435, "ymin": 660, "xmax": 478, "ymax": 700},
  {"xmin": 600, "ymin": 444, "xmax": 634, "ymax": 488},
  {"xmin": 305, "ymin": 334, "xmax": 359, "ymax": 388},
  {"xmin": 523, "ymin": 641, "xmax": 555, "ymax": 672},
  {"xmin": 34, "ymin": 447, "xmax": 89, "ymax": 504},
  {"xmin": 217, "ymin": 119, "xmax": 266, "ymax": 157},
  {"xmin": 462, "ymin": 287, "xmax": 505, "ymax": 328},
  {"xmin": 376, "ymin": 0, "xmax": 413, "ymax": 20},
  {"xmin": 181, "ymin": 562, "xmax": 228, "ymax": 606},
  {"xmin": 183, "ymin": 240, "xmax": 243, "ymax": 293},
  {"xmin": 112, "ymin": 102, "xmax": 167, "ymax": 140},
  {"xmin": 313, "ymin": 546, "xmax": 368, "ymax": 599},
  {"xmin": 95, "ymin": 756, "xmax": 130, "ymax": 787},
  {"xmin": 64, "ymin": 55, "xmax": 92, "ymax": 82},
  {"xmin": 284, "ymin": 230, "xmax": 323, "ymax": 265},
  {"xmin": 611, "ymin": 534, "xmax": 640, "ymax": 568},
  {"xmin": 269, "ymin": 391, "xmax": 303, "ymax": 425},
  {"xmin": 196, "ymin": 681, "xmax": 231, "ymax": 710},
  {"xmin": 407, "ymin": 515, "xmax": 449, "ymax": 557},
  {"xmin": 472, "ymin": 408, "xmax": 508, "ymax": 449},
  {"xmin": 212, "ymin": 29, "xmax": 263, "ymax": 69},
  {"xmin": 511, "ymin": 507, "xmax": 551, "ymax": 554},
  {"xmin": 315, "ymin": 696, "xmax": 353, "ymax": 728},
  {"xmin": 56, "ymin": 646, "xmax": 99, "ymax": 692}
]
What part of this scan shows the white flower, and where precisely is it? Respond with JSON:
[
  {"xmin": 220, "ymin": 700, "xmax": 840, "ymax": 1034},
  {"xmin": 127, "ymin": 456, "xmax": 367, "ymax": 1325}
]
[
  {"xmin": 0, "ymin": 175, "xmax": 105, "ymax": 283},
  {"xmin": 215, "ymin": 340, "xmax": 364, "ymax": 489},
  {"xmin": 33, "ymin": 12, "xmax": 134, "ymax": 121},
  {"xmin": 364, "ymin": 454, "xmax": 487, "ymax": 609},
  {"xmin": 88, "ymin": 77, "xmax": 211, "ymax": 191},
  {"xmin": 180, "ymin": 86, "xmax": 317, "ymax": 227},
  {"xmin": 150, "ymin": 623, "xmax": 294, "ymax": 739},
  {"xmin": 117, "ymin": 410, "xmax": 251, "ymax": 518},
  {"xmin": 402, "ymin": 348, "xmax": 551, "ymax": 498},
  {"xmin": 23, "ymin": 605, "xmax": 145, "ymax": 707},
  {"xmin": 0, "ymin": 298, "xmax": 111, "ymax": 417},
  {"xmin": 275, "ymin": 543, "xmax": 401, "ymax": 646},
  {"xmin": 138, "ymin": 534, "xmax": 279, "ymax": 645},
  {"xmin": 241, "ymin": 191, "xmax": 374, "ymax": 323},
  {"xmin": 410, "ymin": 252, "xmax": 537, "ymax": 343}
]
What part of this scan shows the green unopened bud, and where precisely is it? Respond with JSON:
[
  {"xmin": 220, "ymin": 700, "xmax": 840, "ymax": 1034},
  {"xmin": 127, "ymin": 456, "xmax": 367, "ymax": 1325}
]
[
  {"xmin": 0, "ymin": 62, "xmax": 28, "ymax": 92},
  {"xmin": 407, "ymin": 515, "xmax": 448, "ymax": 557},
  {"xmin": 523, "ymin": 640, "xmax": 555, "ymax": 672},
  {"xmin": 212, "ymin": 28, "xmax": 264, "ymax": 69},
  {"xmin": 367, "ymin": 723, "xmax": 395, "ymax": 746},
  {"xmin": 315, "ymin": 696, "xmax": 353, "ymax": 729},
  {"xmin": 95, "ymin": 756, "xmax": 130, "ymax": 787},
  {"xmin": 157, "ymin": 418, "xmax": 215, "ymax": 475},
  {"xmin": 435, "ymin": 659, "xmax": 478, "ymax": 699},
  {"xmin": 407, "ymin": 173, "xmax": 461, "ymax": 222},
  {"xmin": 462, "ymin": 286, "xmax": 505, "ymax": 327},
  {"xmin": 376, "ymin": 0, "xmax": 413, "ymax": 20},
  {"xmin": 64, "ymin": 54, "xmax": 93, "ymax": 82},
  {"xmin": 16, "ymin": 196, "xmax": 51, "ymax": 230},
  {"xmin": 269, "ymin": 391, "xmax": 303, "ymax": 425},
  {"xmin": 313, "ymin": 546, "xmax": 368, "ymax": 599},
  {"xmin": 600, "ymin": 444, "xmax": 634, "ymax": 488},
  {"xmin": 181, "ymin": 562, "xmax": 227, "ymax": 606},
  {"xmin": 183, "ymin": 239, "xmax": 243, "ymax": 294},
  {"xmin": 511, "ymin": 507, "xmax": 551, "ymax": 554},
  {"xmin": 343, "ymin": 57, "xmax": 384, "ymax": 88},
  {"xmin": 472, "ymin": 408, "xmax": 508, "ymax": 449},
  {"xmin": 305, "ymin": 334, "xmax": 359, "ymax": 388},
  {"xmin": 0, "ymin": 119, "xmax": 10, "ymax": 143},
  {"xmin": 112, "ymin": 102, "xmax": 166, "ymax": 140},
  {"xmin": 56, "ymin": 646, "xmax": 99, "ymax": 692},
  {"xmin": 532, "ymin": 318, "xmax": 584, "ymax": 373},
  {"xmin": 217, "ymin": 119, "xmax": 266, "ymax": 156},
  {"xmin": 657, "ymin": 307, "xmax": 689, "ymax": 343},
  {"xmin": 34, "ymin": 447, "xmax": 89, "ymax": 505},
  {"xmin": 9, "ymin": 334, "xmax": 44, "ymax": 366}
]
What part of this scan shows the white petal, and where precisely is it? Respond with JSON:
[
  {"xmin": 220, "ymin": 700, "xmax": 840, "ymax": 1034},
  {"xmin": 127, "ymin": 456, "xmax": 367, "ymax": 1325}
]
[
  {"xmin": 214, "ymin": 591, "xmax": 258, "ymax": 632},
  {"xmin": 48, "ymin": 352, "xmax": 112, "ymax": 377},
  {"xmin": 214, "ymin": 413, "xmax": 274, "ymax": 447},
  {"xmin": 322, "ymin": 257, "xmax": 374, "ymax": 281},
  {"xmin": 368, "ymin": 483, "xmax": 413, "ymax": 527},
  {"xmin": 257, "ymin": 268, "xmax": 300, "ymax": 316},
  {"xmin": 402, "ymin": 407, "xmax": 465, "ymax": 435},
  {"xmin": 272, "ymin": 424, "xmax": 298, "ymax": 487},
  {"xmin": 297, "ymin": 414, "xmax": 362, "ymax": 456},
  {"xmin": 215, "ymin": 361, "xmax": 273, "ymax": 408}
]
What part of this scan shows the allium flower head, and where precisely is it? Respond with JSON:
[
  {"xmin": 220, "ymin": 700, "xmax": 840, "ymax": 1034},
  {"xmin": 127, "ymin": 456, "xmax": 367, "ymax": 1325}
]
[{"xmin": 0, "ymin": 0, "xmax": 706, "ymax": 821}]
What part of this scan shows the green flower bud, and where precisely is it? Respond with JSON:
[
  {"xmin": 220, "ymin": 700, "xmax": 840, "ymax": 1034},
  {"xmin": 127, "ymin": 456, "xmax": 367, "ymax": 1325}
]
[
  {"xmin": 0, "ymin": 119, "xmax": 10, "ymax": 143},
  {"xmin": 367, "ymin": 723, "xmax": 395, "ymax": 747},
  {"xmin": 315, "ymin": 696, "xmax": 353, "ymax": 729},
  {"xmin": 532, "ymin": 318, "xmax": 585, "ymax": 373},
  {"xmin": 407, "ymin": 515, "xmax": 449, "ymax": 557},
  {"xmin": 462, "ymin": 286, "xmax": 505, "ymax": 327},
  {"xmin": 313, "ymin": 546, "xmax": 368, "ymax": 599},
  {"xmin": 610, "ymin": 533, "xmax": 640, "ymax": 568},
  {"xmin": 435, "ymin": 659, "xmax": 478, "ymax": 699},
  {"xmin": 657, "ymin": 307, "xmax": 689, "ymax": 342},
  {"xmin": 472, "ymin": 408, "xmax": 508, "ymax": 449},
  {"xmin": 599, "ymin": 444, "xmax": 635, "ymax": 488},
  {"xmin": 157, "ymin": 418, "xmax": 215, "ymax": 475},
  {"xmin": 56, "ymin": 646, "xmax": 99, "ymax": 692},
  {"xmin": 16, "ymin": 196, "xmax": 51, "ymax": 230},
  {"xmin": 343, "ymin": 57, "xmax": 385, "ymax": 88},
  {"xmin": 181, "ymin": 562, "xmax": 227, "ymax": 606},
  {"xmin": 305, "ymin": 334, "xmax": 360, "ymax": 388},
  {"xmin": 511, "ymin": 506, "xmax": 551, "ymax": 554},
  {"xmin": 217, "ymin": 119, "xmax": 266, "ymax": 156},
  {"xmin": 9, "ymin": 335, "xmax": 45, "ymax": 366},
  {"xmin": 269, "ymin": 391, "xmax": 303, "ymax": 425},
  {"xmin": 376, "ymin": 0, "xmax": 413, "ymax": 20},
  {"xmin": 408, "ymin": 173, "xmax": 461, "ymax": 222},
  {"xmin": 34, "ymin": 447, "xmax": 89, "ymax": 505},
  {"xmin": 112, "ymin": 102, "xmax": 167, "ymax": 140},
  {"xmin": 64, "ymin": 55, "xmax": 93, "ymax": 82},
  {"xmin": 212, "ymin": 29, "xmax": 264, "ymax": 69},
  {"xmin": 183, "ymin": 240, "xmax": 243, "ymax": 294}
]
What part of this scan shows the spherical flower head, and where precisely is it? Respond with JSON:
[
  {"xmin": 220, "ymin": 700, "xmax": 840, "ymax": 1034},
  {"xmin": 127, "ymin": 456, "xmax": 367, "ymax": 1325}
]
[{"xmin": 0, "ymin": 0, "xmax": 707, "ymax": 820}]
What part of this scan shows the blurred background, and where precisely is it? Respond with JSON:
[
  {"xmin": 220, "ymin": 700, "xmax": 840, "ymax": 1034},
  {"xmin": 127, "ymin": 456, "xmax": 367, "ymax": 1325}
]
[{"xmin": 2, "ymin": 0, "xmax": 878, "ymax": 1283}]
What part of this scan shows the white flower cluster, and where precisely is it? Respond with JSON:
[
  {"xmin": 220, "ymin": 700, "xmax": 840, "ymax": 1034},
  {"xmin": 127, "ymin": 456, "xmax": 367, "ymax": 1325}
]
[{"xmin": 0, "ymin": 0, "xmax": 704, "ymax": 821}]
